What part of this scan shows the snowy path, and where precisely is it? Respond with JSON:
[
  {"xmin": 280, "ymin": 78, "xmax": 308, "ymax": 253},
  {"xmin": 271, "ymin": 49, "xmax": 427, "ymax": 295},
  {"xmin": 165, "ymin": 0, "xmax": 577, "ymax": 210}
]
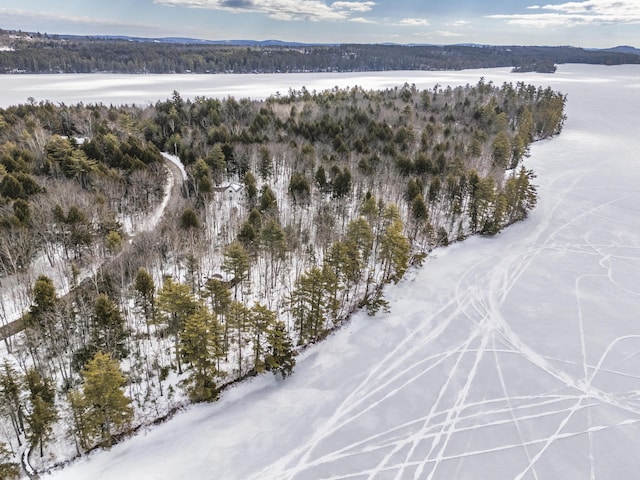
[
  {"xmin": 48, "ymin": 65, "xmax": 640, "ymax": 480},
  {"xmin": 0, "ymin": 153, "xmax": 185, "ymax": 331}
]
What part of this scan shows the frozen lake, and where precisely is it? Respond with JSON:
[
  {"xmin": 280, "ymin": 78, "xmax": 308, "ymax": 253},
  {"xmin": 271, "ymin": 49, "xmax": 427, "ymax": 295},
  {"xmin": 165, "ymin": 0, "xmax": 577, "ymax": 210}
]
[
  {"xmin": 0, "ymin": 67, "xmax": 587, "ymax": 107},
  {"xmin": 24, "ymin": 64, "xmax": 640, "ymax": 479}
]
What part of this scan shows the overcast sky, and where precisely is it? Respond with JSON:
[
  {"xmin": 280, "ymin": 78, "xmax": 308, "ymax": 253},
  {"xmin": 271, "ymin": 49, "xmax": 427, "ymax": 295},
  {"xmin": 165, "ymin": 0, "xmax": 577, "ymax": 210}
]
[{"xmin": 1, "ymin": 0, "xmax": 638, "ymax": 47}]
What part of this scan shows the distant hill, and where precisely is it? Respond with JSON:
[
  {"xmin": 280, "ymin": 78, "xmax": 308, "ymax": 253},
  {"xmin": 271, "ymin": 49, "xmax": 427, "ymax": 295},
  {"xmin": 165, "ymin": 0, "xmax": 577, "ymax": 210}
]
[
  {"xmin": 55, "ymin": 34, "xmax": 332, "ymax": 47},
  {"xmin": 601, "ymin": 46, "xmax": 640, "ymax": 56}
]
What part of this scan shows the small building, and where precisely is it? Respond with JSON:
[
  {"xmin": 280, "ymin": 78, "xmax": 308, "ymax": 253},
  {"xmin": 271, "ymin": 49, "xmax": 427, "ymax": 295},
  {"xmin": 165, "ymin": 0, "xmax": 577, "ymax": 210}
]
[{"xmin": 213, "ymin": 181, "xmax": 244, "ymax": 200}]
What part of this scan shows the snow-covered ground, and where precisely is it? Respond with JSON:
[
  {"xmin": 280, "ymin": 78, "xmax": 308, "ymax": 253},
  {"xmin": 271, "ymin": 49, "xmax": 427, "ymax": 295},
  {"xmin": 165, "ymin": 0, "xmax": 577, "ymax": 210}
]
[
  {"xmin": 37, "ymin": 64, "xmax": 640, "ymax": 479},
  {"xmin": 0, "ymin": 154, "xmax": 182, "ymax": 330}
]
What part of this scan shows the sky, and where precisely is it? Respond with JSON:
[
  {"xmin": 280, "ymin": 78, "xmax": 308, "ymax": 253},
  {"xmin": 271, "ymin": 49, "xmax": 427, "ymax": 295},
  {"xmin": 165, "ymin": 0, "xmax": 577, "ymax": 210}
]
[{"xmin": 0, "ymin": 0, "xmax": 638, "ymax": 47}]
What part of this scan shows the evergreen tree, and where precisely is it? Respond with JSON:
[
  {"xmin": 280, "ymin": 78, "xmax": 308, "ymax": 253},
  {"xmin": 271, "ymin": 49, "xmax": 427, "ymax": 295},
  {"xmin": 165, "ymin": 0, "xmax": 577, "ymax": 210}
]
[
  {"xmin": 258, "ymin": 146, "xmax": 272, "ymax": 180},
  {"xmin": 133, "ymin": 267, "xmax": 155, "ymax": 330},
  {"xmin": 25, "ymin": 369, "xmax": 57, "ymax": 457},
  {"xmin": 315, "ymin": 165, "xmax": 328, "ymax": 191},
  {"xmin": 156, "ymin": 278, "xmax": 198, "ymax": 374},
  {"xmin": 30, "ymin": 274, "xmax": 57, "ymax": 320},
  {"xmin": 250, "ymin": 304, "xmax": 276, "ymax": 374},
  {"xmin": 258, "ymin": 185, "xmax": 278, "ymax": 217},
  {"xmin": 67, "ymin": 389, "xmax": 91, "ymax": 453},
  {"xmin": 243, "ymin": 171, "xmax": 258, "ymax": 206},
  {"xmin": 0, "ymin": 362, "xmax": 24, "ymax": 446},
  {"xmin": 265, "ymin": 320, "xmax": 296, "ymax": 379},
  {"xmin": 379, "ymin": 205, "xmax": 410, "ymax": 284},
  {"xmin": 203, "ymin": 278, "xmax": 232, "ymax": 358},
  {"xmin": 346, "ymin": 217, "xmax": 374, "ymax": 266},
  {"xmin": 180, "ymin": 307, "xmax": 221, "ymax": 402},
  {"xmin": 504, "ymin": 167, "xmax": 537, "ymax": 223},
  {"xmin": 259, "ymin": 219, "xmax": 287, "ymax": 289},
  {"xmin": 92, "ymin": 294, "xmax": 128, "ymax": 359},
  {"xmin": 0, "ymin": 442, "xmax": 19, "ymax": 480},
  {"xmin": 492, "ymin": 131, "xmax": 512, "ymax": 169},
  {"xmin": 288, "ymin": 171, "xmax": 311, "ymax": 205},
  {"xmin": 81, "ymin": 352, "xmax": 133, "ymax": 447},
  {"xmin": 227, "ymin": 301, "xmax": 252, "ymax": 376},
  {"xmin": 222, "ymin": 242, "xmax": 250, "ymax": 300},
  {"xmin": 290, "ymin": 266, "xmax": 338, "ymax": 344}
]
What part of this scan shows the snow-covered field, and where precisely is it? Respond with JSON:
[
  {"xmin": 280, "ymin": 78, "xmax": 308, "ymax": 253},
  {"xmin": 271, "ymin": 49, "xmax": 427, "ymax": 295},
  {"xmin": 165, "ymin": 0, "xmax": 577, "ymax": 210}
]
[{"xmin": 29, "ymin": 64, "xmax": 640, "ymax": 479}]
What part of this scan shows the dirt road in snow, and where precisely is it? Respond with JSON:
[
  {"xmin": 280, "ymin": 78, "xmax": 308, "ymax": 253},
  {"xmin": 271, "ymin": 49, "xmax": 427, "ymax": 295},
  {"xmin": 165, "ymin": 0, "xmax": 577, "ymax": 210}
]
[{"xmin": 0, "ymin": 153, "xmax": 186, "ymax": 341}]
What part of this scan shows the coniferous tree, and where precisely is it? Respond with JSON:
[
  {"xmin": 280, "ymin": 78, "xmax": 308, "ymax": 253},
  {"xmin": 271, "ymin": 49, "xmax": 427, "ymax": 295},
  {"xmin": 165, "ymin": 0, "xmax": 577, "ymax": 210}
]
[
  {"xmin": 81, "ymin": 352, "xmax": 133, "ymax": 447},
  {"xmin": 29, "ymin": 275, "xmax": 57, "ymax": 322},
  {"xmin": 67, "ymin": 389, "xmax": 91, "ymax": 453},
  {"xmin": 133, "ymin": 267, "xmax": 155, "ymax": 331},
  {"xmin": 0, "ymin": 362, "xmax": 24, "ymax": 446},
  {"xmin": 259, "ymin": 219, "xmax": 287, "ymax": 290},
  {"xmin": 258, "ymin": 185, "xmax": 278, "ymax": 217},
  {"xmin": 290, "ymin": 266, "xmax": 338, "ymax": 344},
  {"xmin": 0, "ymin": 442, "xmax": 19, "ymax": 480},
  {"xmin": 25, "ymin": 369, "xmax": 57, "ymax": 457},
  {"xmin": 379, "ymin": 205, "xmax": 410, "ymax": 284},
  {"xmin": 250, "ymin": 304, "xmax": 276, "ymax": 374},
  {"xmin": 222, "ymin": 242, "xmax": 250, "ymax": 300},
  {"xmin": 156, "ymin": 278, "xmax": 198, "ymax": 374},
  {"xmin": 92, "ymin": 294, "xmax": 128, "ymax": 359},
  {"xmin": 227, "ymin": 301, "xmax": 252, "ymax": 376},
  {"xmin": 265, "ymin": 320, "xmax": 296, "ymax": 379},
  {"xmin": 180, "ymin": 307, "xmax": 221, "ymax": 402},
  {"xmin": 203, "ymin": 278, "xmax": 232, "ymax": 359}
]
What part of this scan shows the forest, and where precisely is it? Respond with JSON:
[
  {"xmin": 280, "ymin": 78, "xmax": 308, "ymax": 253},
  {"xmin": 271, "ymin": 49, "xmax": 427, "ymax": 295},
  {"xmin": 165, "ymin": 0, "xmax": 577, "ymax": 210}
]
[
  {"xmin": 0, "ymin": 77, "xmax": 566, "ymax": 477},
  {"xmin": 0, "ymin": 29, "xmax": 638, "ymax": 74}
]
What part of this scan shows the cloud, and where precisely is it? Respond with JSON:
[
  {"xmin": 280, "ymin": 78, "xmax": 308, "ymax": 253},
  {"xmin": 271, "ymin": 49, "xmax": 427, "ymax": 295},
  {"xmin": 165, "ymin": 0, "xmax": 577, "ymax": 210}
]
[
  {"xmin": 331, "ymin": 1, "xmax": 375, "ymax": 12},
  {"xmin": 447, "ymin": 20, "xmax": 470, "ymax": 27},
  {"xmin": 395, "ymin": 18, "xmax": 430, "ymax": 26},
  {"xmin": 487, "ymin": 0, "xmax": 640, "ymax": 27},
  {"xmin": 0, "ymin": 8, "xmax": 151, "ymax": 30},
  {"xmin": 349, "ymin": 16, "xmax": 376, "ymax": 23},
  {"xmin": 154, "ymin": 0, "xmax": 376, "ymax": 21}
]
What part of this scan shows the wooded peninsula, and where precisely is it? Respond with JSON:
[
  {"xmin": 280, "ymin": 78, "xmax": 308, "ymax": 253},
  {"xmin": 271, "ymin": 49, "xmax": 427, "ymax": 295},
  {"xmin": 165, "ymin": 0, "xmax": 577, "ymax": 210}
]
[{"xmin": 0, "ymin": 76, "xmax": 565, "ymax": 477}]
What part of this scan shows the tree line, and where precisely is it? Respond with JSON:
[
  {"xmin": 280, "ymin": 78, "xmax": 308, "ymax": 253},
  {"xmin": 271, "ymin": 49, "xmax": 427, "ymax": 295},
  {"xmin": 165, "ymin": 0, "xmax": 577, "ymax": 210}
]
[
  {"xmin": 0, "ymin": 77, "xmax": 566, "ymax": 476},
  {"xmin": 0, "ymin": 29, "xmax": 638, "ymax": 74}
]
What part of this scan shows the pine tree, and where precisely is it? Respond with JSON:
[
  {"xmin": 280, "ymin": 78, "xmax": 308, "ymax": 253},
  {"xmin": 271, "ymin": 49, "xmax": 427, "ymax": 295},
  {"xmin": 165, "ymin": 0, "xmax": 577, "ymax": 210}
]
[
  {"xmin": 504, "ymin": 167, "xmax": 537, "ymax": 223},
  {"xmin": 222, "ymin": 242, "xmax": 250, "ymax": 300},
  {"xmin": 25, "ymin": 369, "xmax": 57, "ymax": 457},
  {"xmin": 227, "ymin": 301, "xmax": 252, "ymax": 376},
  {"xmin": 29, "ymin": 274, "xmax": 57, "ymax": 321},
  {"xmin": 0, "ymin": 442, "xmax": 19, "ymax": 480},
  {"xmin": 67, "ymin": 389, "xmax": 91, "ymax": 453},
  {"xmin": 345, "ymin": 217, "xmax": 374, "ymax": 265},
  {"xmin": 259, "ymin": 219, "xmax": 287, "ymax": 289},
  {"xmin": 81, "ymin": 352, "xmax": 133, "ymax": 447},
  {"xmin": 92, "ymin": 294, "xmax": 128, "ymax": 359},
  {"xmin": 180, "ymin": 307, "xmax": 221, "ymax": 402},
  {"xmin": 203, "ymin": 278, "xmax": 232, "ymax": 358},
  {"xmin": 290, "ymin": 266, "xmax": 337, "ymax": 344},
  {"xmin": 265, "ymin": 320, "xmax": 296, "ymax": 379},
  {"xmin": 0, "ymin": 362, "xmax": 24, "ymax": 446},
  {"xmin": 156, "ymin": 277, "xmax": 198, "ymax": 374},
  {"xmin": 133, "ymin": 267, "xmax": 155, "ymax": 330},
  {"xmin": 250, "ymin": 304, "xmax": 276, "ymax": 374},
  {"xmin": 379, "ymin": 205, "xmax": 410, "ymax": 284}
]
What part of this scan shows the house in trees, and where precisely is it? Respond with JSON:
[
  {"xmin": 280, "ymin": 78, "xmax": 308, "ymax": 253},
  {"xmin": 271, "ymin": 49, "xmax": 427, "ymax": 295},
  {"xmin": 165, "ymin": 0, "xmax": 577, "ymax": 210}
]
[{"xmin": 214, "ymin": 181, "xmax": 244, "ymax": 201}]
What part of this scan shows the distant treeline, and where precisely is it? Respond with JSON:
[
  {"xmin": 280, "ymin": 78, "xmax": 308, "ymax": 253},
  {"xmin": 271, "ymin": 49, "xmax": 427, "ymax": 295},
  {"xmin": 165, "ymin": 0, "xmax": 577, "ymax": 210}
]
[{"xmin": 0, "ymin": 32, "xmax": 638, "ymax": 74}]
